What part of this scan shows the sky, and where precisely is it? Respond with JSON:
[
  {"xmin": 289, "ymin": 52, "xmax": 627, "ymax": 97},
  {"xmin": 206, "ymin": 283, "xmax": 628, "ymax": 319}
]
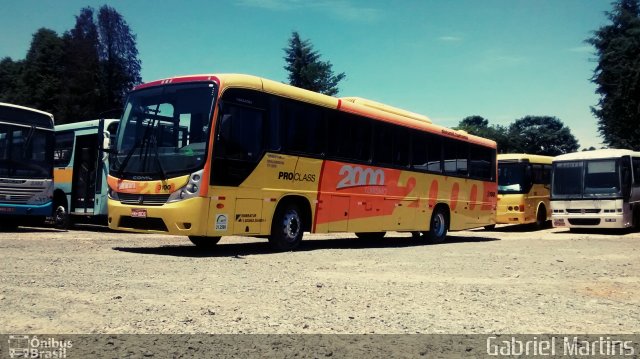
[{"xmin": 0, "ymin": 0, "xmax": 613, "ymax": 149}]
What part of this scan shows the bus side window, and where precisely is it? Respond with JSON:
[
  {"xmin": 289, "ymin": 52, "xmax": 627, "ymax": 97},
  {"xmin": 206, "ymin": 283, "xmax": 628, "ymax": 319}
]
[
  {"xmin": 633, "ymin": 157, "xmax": 640, "ymax": 186},
  {"xmin": 54, "ymin": 132, "xmax": 74, "ymax": 167}
]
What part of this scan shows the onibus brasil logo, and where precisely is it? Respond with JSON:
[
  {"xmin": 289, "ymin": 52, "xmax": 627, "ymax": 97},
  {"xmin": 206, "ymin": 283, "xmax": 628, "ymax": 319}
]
[{"xmin": 7, "ymin": 335, "xmax": 72, "ymax": 358}]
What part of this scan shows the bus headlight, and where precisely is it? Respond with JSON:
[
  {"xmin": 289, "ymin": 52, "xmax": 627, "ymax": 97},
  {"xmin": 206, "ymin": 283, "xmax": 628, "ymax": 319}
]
[
  {"xmin": 168, "ymin": 169, "xmax": 203, "ymax": 203},
  {"xmin": 108, "ymin": 188, "xmax": 119, "ymax": 200}
]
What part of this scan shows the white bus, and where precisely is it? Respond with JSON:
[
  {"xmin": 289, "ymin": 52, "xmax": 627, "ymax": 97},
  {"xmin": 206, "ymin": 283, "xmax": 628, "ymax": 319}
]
[{"xmin": 551, "ymin": 149, "xmax": 640, "ymax": 229}]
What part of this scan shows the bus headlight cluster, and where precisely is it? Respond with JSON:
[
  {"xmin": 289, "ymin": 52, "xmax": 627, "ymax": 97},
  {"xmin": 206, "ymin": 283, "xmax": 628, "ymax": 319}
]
[
  {"xmin": 168, "ymin": 170, "xmax": 203, "ymax": 203},
  {"xmin": 108, "ymin": 188, "xmax": 119, "ymax": 200}
]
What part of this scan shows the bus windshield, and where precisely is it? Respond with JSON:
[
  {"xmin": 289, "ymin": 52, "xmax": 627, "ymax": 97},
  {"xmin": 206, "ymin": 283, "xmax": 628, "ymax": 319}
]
[
  {"xmin": 0, "ymin": 123, "xmax": 54, "ymax": 179},
  {"xmin": 552, "ymin": 159, "xmax": 622, "ymax": 199},
  {"xmin": 110, "ymin": 82, "xmax": 217, "ymax": 179},
  {"xmin": 497, "ymin": 162, "xmax": 531, "ymax": 194}
]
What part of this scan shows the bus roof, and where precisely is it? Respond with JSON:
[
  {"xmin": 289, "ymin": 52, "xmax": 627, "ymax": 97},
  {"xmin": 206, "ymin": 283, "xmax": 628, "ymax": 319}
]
[
  {"xmin": 55, "ymin": 119, "xmax": 119, "ymax": 132},
  {"xmin": 133, "ymin": 73, "xmax": 496, "ymax": 149},
  {"xmin": 553, "ymin": 148, "xmax": 640, "ymax": 162},
  {"xmin": 498, "ymin": 153, "xmax": 553, "ymax": 164},
  {"xmin": 0, "ymin": 102, "xmax": 54, "ymax": 129}
]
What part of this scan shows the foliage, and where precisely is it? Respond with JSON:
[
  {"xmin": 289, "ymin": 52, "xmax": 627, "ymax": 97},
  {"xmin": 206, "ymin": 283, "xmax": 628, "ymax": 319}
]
[
  {"xmin": 507, "ymin": 116, "xmax": 580, "ymax": 156},
  {"xmin": 283, "ymin": 31, "xmax": 345, "ymax": 96},
  {"xmin": 455, "ymin": 116, "xmax": 512, "ymax": 152},
  {"xmin": 0, "ymin": 5, "xmax": 141, "ymax": 124},
  {"xmin": 587, "ymin": 0, "xmax": 640, "ymax": 149},
  {"xmin": 456, "ymin": 115, "xmax": 580, "ymax": 155}
]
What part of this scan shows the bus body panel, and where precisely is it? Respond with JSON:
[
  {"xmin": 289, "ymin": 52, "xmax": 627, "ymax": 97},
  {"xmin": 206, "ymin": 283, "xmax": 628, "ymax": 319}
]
[
  {"xmin": 107, "ymin": 74, "xmax": 497, "ymax": 244},
  {"xmin": 0, "ymin": 103, "xmax": 55, "ymax": 224},
  {"xmin": 53, "ymin": 119, "xmax": 119, "ymax": 221},
  {"xmin": 108, "ymin": 152, "xmax": 497, "ymax": 237},
  {"xmin": 551, "ymin": 149, "xmax": 640, "ymax": 229},
  {"xmin": 496, "ymin": 154, "xmax": 552, "ymax": 226}
]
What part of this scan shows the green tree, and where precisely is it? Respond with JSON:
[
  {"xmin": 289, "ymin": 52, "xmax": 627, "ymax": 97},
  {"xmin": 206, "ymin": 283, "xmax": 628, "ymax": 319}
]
[
  {"xmin": 587, "ymin": 0, "xmax": 640, "ymax": 149},
  {"xmin": 20, "ymin": 28, "xmax": 65, "ymax": 115},
  {"xmin": 59, "ymin": 7, "xmax": 101, "ymax": 124},
  {"xmin": 97, "ymin": 5, "xmax": 142, "ymax": 112},
  {"xmin": 0, "ymin": 57, "xmax": 24, "ymax": 103},
  {"xmin": 508, "ymin": 116, "xmax": 579, "ymax": 156},
  {"xmin": 283, "ymin": 31, "xmax": 345, "ymax": 96},
  {"xmin": 455, "ymin": 115, "xmax": 512, "ymax": 152}
]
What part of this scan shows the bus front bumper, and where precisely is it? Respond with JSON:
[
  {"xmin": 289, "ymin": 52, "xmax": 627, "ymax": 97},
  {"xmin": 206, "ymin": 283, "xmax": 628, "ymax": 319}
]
[
  {"xmin": 108, "ymin": 197, "xmax": 209, "ymax": 236},
  {"xmin": 551, "ymin": 213, "xmax": 631, "ymax": 229},
  {"xmin": 0, "ymin": 202, "xmax": 52, "ymax": 217}
]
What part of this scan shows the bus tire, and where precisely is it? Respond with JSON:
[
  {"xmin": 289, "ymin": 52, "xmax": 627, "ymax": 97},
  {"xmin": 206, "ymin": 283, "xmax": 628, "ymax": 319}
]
[
  {"xmin": 535, "ymin": 204, "xmax": 548, "ymax": 229},
  {"xmin": 424, "ymin": 206, "xmax": 448, "ymax": 243},
  {"xmin": 355, "ymin": 232, "xmax": 386, "ymax": 241},
  {"xmin": 53, "ymin": 196, "xmax": 71, "ymax": 229},
  {"xmin": 188, "ymin": 236, "xmax": 221, "ymax": 249},
  {"xmin": 269, "ymin": 203, "xmax": 303, "ymax": 251}
]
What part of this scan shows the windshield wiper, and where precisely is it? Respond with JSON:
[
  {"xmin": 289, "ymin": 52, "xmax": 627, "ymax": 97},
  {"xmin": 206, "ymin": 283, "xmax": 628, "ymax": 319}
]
[
  {"xmin": 114, "ymin": 114, "xmax": 155, "ymax": 178},
  {"xmin": 149, "ymin": 127, "xmax": 167, "ymax": 180}
]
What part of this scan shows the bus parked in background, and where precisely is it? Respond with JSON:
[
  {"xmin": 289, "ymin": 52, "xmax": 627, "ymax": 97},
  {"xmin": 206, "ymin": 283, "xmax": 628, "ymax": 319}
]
[
  {"xmin": 551, "ymin": 149, "xmax": 640, "ymax": 229},
  {"xmin": 490, "ymin": 154, "xmax": 553, "ymax": 229},
  {"xmin": 0, "ymin": 103, "xmax": 55, "ymax": 229},
  {"xmin": 53, "ymin": 119, "xmax": 119, "ymax": 227},
  {"xmin": 107, "ymin": 74, "xmax": 497, "ymax": 250}
]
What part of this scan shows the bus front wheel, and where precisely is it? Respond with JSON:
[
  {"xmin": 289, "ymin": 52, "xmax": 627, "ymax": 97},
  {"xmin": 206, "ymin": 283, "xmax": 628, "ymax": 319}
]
[
  {"xmin": 535, "ymin": 204, "xmax": 548, "ymax": 229},
  {"xmin": 188, "ymin": 236, "xmax": 221, "ymax": 249},
  {"xmin": 269, "ymin": 203, "xmax": 303, "ymax": 251},
  {"xmin": 53, "ymin": 201, "xmax": 71, "ymax": 229},
  {"xmin": 424, "ymin": 206, "xmax": 448, "ymax": 243}
]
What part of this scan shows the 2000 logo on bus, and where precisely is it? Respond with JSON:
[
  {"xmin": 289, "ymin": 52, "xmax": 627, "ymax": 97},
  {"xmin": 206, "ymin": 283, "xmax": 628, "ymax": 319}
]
[{"xmin": 337, "ymin": 165, "xmax": 385, "ymax": 189}]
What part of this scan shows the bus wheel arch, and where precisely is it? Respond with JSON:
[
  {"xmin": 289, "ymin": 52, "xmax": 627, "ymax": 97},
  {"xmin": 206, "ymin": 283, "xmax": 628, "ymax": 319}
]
[
  {"xmin": 53, "ymin": 190, "xmax": 71, "ymax": 229},
  {"xmin": 423, "ymin": 203, "xmax": 450, "ymax": 243},
  {"xmin": 269, "ymin": 195, "xmax": 311, "ymax": 251}
]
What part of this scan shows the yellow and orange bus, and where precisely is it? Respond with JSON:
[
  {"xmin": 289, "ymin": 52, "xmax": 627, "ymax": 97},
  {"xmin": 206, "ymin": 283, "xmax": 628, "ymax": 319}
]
[
  {"xmin": 107, "ymin": 74, "xmax": 497, "ymax": 250},
  {"xmin": 492, "ymin": 154, "xmax": 553, "ymax": 229}
]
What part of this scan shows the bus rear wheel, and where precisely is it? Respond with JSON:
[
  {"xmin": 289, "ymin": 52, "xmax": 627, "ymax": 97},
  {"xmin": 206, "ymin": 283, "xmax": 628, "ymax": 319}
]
[
  {"xmin": 423, "ymin": 206, "xmax": 448, "ymax": 243},
  {"xmin": 269, "ymin": 203, "xmax": 303, "ymax": 251},
  {"xmin": 188, "ymin": 236, "xmax": 221, "ymax": 249}
]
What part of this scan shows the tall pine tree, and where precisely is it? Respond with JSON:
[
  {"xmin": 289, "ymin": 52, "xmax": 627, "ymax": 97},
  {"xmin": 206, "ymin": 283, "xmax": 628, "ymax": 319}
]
[
  {"xmin": 59, "ymin": 7, "xmax": 101, "ymax": 124},
  {"xmin": 588, "ymin": 0, "xmax": 640, "ymax": 149},
  {"xmin": 97, "ymin": 5, "xmax": 142, "ymax": 113},
  {"xmin": 283, "ymin": 32, "xmax": 345, "ymax": 96}
]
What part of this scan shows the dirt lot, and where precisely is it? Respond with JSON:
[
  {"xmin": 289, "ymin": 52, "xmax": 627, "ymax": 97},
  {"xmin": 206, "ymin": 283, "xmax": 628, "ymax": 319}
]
[{"xmin": 0, "ymin": 225, "xmax": 639, "ymax": 334}]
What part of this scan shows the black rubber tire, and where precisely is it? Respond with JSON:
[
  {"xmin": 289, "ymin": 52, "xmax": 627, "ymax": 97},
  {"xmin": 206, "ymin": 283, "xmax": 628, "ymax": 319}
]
[
  {"xmin": 53, "ymin": 200, "xmax": 71, "ymax": 229},
  {"xmin": 0, "ymin": 221, "xmax": 18, "ymax": 231},
  {"xmin": 355, "ymin": 232, "xmax": 386, "ymax": 241},
  {"xmin": 535, "ymin": 204, "xmax": 547, "ymax": 229},
  {"xmin": 188, "ymin": 236, "xmax": 221, "ymax": 249},
  {"xmin": 484, "ymin": 224, "xmax": 496, "ymax": 230},
  {"xmin": 269, "ymin": 203, "xmax": 303, "ymax": 251},
  {"xmin": 424, "ymin": 206, "xmax": 448, "ymax": 243}
]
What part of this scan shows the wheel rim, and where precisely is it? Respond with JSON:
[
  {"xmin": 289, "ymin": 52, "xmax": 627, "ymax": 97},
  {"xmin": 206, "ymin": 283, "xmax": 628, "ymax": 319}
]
[
  {"xmin": 55, "ymin": 206, "xmax": 66, "ymax": 226},
  {"xmin": 282, "ymin": 210, "xmax": 300, "ymax": 242},
  {"xmin": 433, "ymin": 212, "xmax": 445, "ymax": 237}
]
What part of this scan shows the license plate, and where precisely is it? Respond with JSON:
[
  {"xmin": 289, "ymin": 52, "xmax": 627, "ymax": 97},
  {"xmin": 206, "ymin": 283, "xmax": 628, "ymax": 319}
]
[{"xmin": 131, "ymin": 208, "xmax": 147, "ymax": 218}]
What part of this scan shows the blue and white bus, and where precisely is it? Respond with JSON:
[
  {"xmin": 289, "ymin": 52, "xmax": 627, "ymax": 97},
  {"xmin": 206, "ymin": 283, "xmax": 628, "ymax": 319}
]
[{"xmin": 0, "ymin": 103, "xmax": 55, "ymax": 229}]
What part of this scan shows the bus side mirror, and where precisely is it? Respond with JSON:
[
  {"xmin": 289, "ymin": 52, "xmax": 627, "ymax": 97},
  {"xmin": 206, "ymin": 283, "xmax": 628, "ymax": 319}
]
[{"xmin": 102, "ymin": 132, "xmax": 110, "ymax": 161}]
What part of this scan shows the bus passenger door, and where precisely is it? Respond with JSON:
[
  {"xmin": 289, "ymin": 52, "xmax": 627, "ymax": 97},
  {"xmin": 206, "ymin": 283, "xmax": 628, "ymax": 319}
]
[{"xmin": 71, "ymin": 134, "xmax": 99, "ymax": 214}]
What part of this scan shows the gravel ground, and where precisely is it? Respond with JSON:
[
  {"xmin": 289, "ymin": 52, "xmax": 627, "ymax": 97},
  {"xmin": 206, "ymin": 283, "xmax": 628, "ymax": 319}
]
[{"xmin": 0, "ymin": 225, "xmax": 639, "ymax": 334}]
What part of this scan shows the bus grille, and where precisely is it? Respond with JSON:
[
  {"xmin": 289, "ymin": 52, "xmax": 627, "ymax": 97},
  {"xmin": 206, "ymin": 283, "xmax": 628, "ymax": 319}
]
[
  {"xmin": 0, "ymin": 186, "xmax": 42, "ymax": 204},
  {"xmin": 566, "ymin": 209, "xmax": 601, "ymax": 214},
  {"xmin": 568, "ymin": 218, "xmax": 601, "ymax": 226},
  {"xmin": 118, "ymin": 216, "xmax": 168, "ymax": 232},
  {"xmin": 118, "ymin": 193, "xmax": 170, "ymax": 206}
]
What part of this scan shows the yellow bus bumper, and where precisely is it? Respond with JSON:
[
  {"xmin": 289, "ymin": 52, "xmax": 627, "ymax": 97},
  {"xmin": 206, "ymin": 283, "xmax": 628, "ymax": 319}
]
[{"xmin": 108, "ymin": 197, "xmax": 209, "ymax": 236}]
